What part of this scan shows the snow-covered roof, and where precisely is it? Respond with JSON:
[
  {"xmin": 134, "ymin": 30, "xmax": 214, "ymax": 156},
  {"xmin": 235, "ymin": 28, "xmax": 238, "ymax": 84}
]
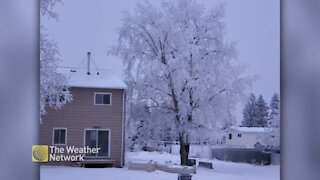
[
  {"xmin": 58, "ymin": 67, "xmax": 126, "ymax": 89},
  {"xmin": 229, "ymin": 126, "xmax": 268, "ymax": 133}
]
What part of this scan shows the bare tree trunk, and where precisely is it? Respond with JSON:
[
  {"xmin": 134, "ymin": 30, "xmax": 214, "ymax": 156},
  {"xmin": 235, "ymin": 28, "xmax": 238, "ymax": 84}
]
[{"xmin": 179, "ymin": 133, "xmax": 190, "ymax": 165}]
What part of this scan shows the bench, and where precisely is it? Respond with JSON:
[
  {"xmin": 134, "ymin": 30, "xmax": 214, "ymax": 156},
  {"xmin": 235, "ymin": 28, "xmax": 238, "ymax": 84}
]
[
  {"xmin": 187, "ymin": 159, "xmax": 196, "ymax": 166},
  {"xmin": 198, "ymin": 161, "xmax": 213, "ymax": 169},
  {"xmin": 178, "ymin": 174, "xmax": 192, "ymax": 180}
]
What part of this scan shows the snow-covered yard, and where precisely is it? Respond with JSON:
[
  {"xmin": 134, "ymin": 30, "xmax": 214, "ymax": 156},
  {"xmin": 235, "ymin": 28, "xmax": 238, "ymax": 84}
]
[{"xmin": 41, "ymin": 151, "xmax": 279, "ymax": 180}]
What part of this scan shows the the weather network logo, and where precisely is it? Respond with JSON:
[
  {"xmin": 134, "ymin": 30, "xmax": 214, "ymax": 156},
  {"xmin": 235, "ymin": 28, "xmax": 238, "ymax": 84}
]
[{"xmin": 32, "ymin": 145, "xmax": 49, "ymax": 162}]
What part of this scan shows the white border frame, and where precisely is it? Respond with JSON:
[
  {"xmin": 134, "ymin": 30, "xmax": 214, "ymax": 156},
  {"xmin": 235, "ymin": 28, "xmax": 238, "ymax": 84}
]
[
  {"xmin": 52, "ymin": 128, "xmax": 67, "ymax": 145},
  {"xmin": 83, "ymin": 128, "xmax": 111, "ymax": 158},
  {"xmin": 94, "ymin": 92, "xmax": 112, "ymax": 106}
]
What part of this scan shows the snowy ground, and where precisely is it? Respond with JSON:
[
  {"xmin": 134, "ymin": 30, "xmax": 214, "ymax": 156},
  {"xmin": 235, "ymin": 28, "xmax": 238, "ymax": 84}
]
[{"xmin": 41, "ymin": 151, "xmax": 280, "ymax": 180}]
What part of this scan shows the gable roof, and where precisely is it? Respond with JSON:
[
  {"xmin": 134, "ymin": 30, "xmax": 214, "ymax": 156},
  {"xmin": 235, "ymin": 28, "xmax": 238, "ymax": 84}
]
[
  {"xmin": 59, "ymin": 67, "xmax": 126, "ymax": 89},
  {"xmin": 229, "ymin": 126, "xmax": 268, "ymax": 133}
]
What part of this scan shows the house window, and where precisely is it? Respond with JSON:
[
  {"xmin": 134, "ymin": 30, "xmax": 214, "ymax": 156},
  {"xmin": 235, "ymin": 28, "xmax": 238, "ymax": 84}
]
[
  {"xmin": 94, "ymin": 93, "xmax": 112, "ymax": 105},
  {"xmin": 228, "ymin": 133, "xmax": 232, "ymax": 139},
  {"xmin": 53, "ymin": 128, "xmax": 67, "ymax": 145},
  {"xmin": 238, "ymin": 133, "xmax": 242, "ymax": 138},
  {"xmin": 84, "ymin": 129, "xmax": 110, "ymax": 157}
]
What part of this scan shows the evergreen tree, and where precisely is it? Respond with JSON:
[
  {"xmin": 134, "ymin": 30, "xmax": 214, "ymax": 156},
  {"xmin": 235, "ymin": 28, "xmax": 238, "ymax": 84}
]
[
  {"xmin": 242, "ymin": 93, "xmax": 257, "ymax": 127},
  {"xmin": 256, "ymin": 95, "xmax": 269, "ymax": 127},
  {"xmin": 269, "ymin": 93, "xmax": 280, "ymax": 126},
  {"xmin": 242, "ymin": 93, "xmax": 269, "ymax": 127},
  {"xmin": 262, "ymin": 93, "xmax": 280, "ymax": 149}
]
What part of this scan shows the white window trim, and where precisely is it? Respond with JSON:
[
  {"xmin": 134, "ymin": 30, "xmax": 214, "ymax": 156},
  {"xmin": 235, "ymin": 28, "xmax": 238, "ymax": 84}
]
[
  {"xmin": 94, "ymin": 92, "xmax": 112, "ymax": 106},
  {"xmin": 52, "ymin": 128, "xmax": 67, "ymax": 145},
  {"xmin": 83, "ymin": 128, "xmax": 111, "ymax": 158}
]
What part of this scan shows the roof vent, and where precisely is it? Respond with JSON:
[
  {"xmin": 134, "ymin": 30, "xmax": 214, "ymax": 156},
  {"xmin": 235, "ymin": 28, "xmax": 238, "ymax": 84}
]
[{"xmin": 87, "ymin": 52, "xmax": 91, "ymax": 75}]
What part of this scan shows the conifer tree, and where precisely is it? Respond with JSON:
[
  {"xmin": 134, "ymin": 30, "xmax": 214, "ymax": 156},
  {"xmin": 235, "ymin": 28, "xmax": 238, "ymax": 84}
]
[
  {"xmin": 256, "ymin": 95, "xmax": 269, "ymax": 127},
  {"xmin": 262, "ymin": 93, "xmax": 280, "ymax": 149},
  {"xmin": 242, "ymin": 93, "xmax": 257, "ymax": 127}
]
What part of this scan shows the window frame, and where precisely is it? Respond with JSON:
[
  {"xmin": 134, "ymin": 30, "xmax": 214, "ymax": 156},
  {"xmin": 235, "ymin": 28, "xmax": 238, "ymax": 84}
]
[
  {"xmin": 238, "ymin": 133, "xmax": 242, "ymax": 138},
  {"xmin": 83, "ymin": 128, "xmax": 111, "ymax": 158},
  {"xmin": 52, "ymin": 128, "xmax": 67, "ymax": 145},
  {"xmin": 228, "ymin": 133, "xmax": 232, "ymax": 140},
  {"xmin": 94, "ymin": 92, "xmax": 112, "ymax": 106}
]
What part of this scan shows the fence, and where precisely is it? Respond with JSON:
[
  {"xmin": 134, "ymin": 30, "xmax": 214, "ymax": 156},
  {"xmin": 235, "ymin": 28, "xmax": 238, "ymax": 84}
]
[
  {"xmin": 211, "ymin": 148, "xmax": 271, "ymax": 165},
  {"xmin": 142, "ymin": 144, "xmax": 212, "ymax": 159},
  {"xmin": 142, "ymin": 144, "xmax": 278, "ymax": 166}
]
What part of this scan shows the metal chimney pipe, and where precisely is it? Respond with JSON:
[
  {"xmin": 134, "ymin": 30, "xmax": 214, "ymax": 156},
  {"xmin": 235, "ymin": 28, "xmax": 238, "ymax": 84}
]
[{"xmin": 87, "ymin": 52, "xmax": 91, "ymax": 75}]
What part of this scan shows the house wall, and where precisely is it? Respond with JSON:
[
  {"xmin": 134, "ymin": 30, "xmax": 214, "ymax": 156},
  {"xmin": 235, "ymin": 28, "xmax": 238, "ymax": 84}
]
[
  {"xmin": 225, "ymin": 130, "xmax": 263, "ymax": 149},
  {"xmin": 40, "ymin": 87, "xmax": 125, "ymax": 167}
]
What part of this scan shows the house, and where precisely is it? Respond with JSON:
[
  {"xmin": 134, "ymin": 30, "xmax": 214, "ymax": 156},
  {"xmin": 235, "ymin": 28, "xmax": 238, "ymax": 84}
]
[
  {"xmin": 40, "ymin": 53, "xmax": 126, "ymax": 167},
  {"xmin": 224, "ymin": 127, "xmax": 268, "ymax": 149}
]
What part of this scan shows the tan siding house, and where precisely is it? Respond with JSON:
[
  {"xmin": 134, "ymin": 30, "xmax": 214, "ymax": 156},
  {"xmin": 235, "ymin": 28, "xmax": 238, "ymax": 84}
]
[{"xmin": 40, "ymin": 66, "xmax": 126, "ymax": 167}]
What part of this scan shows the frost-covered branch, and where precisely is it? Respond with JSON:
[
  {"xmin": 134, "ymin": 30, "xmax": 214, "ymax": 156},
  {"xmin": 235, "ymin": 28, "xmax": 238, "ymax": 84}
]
[
  {"xmin": 40, "ymin": 0, "xmax": 71, "ymax": 121},
  {"xmin": 40, "ymin": 0, "xmax": 62, "ymax": 19}
]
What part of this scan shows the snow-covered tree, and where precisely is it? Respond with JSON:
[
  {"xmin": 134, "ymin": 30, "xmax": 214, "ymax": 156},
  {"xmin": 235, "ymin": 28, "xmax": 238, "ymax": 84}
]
[
  {"xmin": 269, "ymin": 93, "xmax": 280, "ymax": 124},
  {"xmin": 40, "ymin": 0, "xmax": 71, "ymax": 118},
  {"xmin": 242, "ymin": 93, "xmax": 258, "ymax": 127},
  {"xmin": 111, "ymin": 0, "xmax": 250, "ymax": 165},
  {"xmin": 255, "ymin": 95, "xmax": 269, "ymax": 127},
  {"xmin": 263, "ymin": 93, "xmax": 280, "ymax": 150},
  {"xmin": 40, "ymin": 0, "xmax": 62, "ymax": 19}
]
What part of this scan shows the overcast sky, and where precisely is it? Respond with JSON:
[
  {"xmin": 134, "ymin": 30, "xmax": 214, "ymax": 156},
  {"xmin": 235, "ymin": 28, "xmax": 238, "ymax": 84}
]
[{"xmin": 43, "ymin": 0, "xmax": 279, "ymax": 122}]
